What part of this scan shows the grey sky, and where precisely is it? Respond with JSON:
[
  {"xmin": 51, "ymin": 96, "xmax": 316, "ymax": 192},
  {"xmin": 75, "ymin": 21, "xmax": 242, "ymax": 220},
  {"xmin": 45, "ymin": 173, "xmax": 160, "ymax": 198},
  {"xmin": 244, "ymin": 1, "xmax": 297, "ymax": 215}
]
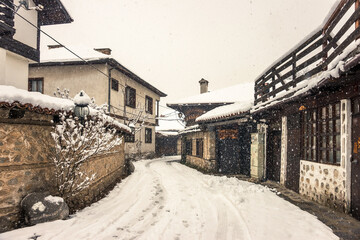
[{"xmin": 40, "ymin": 0, "xmax": 338, "ymax": 112}]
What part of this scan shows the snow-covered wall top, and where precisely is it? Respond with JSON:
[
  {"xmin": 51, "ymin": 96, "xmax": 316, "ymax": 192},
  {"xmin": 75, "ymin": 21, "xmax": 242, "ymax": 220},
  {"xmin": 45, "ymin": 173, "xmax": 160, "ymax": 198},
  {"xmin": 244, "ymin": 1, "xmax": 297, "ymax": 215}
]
[
  {"xmin": 0, "ymin": 85, "xmax": 131, "ymax": 133},
  {"xmin": 196, "ymin": 101, "xmax": 253, "ymax": 122},
  {"xmin": 0, "ymin": 85, "xmax": 74, "ymax": 111},
  {"xmin": 168, "ymin": 82, "xmax": 254, "ymax": 105}
]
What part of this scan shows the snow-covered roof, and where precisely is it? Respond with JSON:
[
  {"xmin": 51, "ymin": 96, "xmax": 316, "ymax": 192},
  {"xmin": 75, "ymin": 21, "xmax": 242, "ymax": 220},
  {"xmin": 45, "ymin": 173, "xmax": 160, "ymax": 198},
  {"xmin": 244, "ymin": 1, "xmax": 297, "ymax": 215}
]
[
  {"xmin": 0, "ymin": 85, "xmax": 131, "ymax": 133},
  {"xmin": 155, "ymin": 110, "xmax": 185, "ymax": 133},
  {"xmin": 179, "ymin": 124, "xmax": 201, "ymax": 135},
  {"xmin": 167, "ymin": 82, "xmax": 254, "ymax": 106},
  {"xmin": 196, "ymin": 101, "xmax": 253, "ymax": 123},
  {"xmin": 31, "ymin": 57, "xmax": 167, "ymax": 98},
  {"xmin": 156, "ymin": 131, "xmax": 180, "ymax": 137}
]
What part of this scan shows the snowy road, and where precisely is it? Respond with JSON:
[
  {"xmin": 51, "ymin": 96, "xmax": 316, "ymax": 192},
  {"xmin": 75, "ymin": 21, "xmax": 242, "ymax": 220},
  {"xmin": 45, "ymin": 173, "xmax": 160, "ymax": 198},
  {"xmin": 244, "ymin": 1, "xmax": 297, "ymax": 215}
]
[{"xmin": 1, "ymin": 156, "xmax": 338, "ymax": 240}]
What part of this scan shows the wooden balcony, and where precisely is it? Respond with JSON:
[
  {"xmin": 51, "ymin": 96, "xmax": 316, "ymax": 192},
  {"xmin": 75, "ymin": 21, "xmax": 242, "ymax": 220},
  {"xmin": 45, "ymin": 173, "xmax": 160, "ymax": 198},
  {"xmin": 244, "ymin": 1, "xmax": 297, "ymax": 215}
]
[
  {"xmin": 254, "ymin": 0, "xmax": 360, "ymax": 106},
  {"xmin": 0, "ymin": 0, "xmax": 15, "ymax": 36}
]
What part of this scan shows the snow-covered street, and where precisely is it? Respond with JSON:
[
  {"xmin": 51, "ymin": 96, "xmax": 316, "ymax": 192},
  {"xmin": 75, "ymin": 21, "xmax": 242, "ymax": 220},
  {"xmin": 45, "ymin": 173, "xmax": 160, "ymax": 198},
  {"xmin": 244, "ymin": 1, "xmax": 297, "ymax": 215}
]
[{"xmin": 0, "ymin": 156, "xmax": 338, "ymax": 240}]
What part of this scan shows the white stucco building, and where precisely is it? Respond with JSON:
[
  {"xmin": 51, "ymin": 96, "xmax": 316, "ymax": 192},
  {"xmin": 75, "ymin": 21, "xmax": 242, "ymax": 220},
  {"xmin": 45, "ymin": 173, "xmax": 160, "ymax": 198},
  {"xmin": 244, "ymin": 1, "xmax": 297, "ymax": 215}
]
[
  {"xmin": 29, "ymin": 58, "xmax": 167, "ymax": 158},
  {"xmin": 0, "ymin": 0, "xmax": 72, "ymax": 88}
]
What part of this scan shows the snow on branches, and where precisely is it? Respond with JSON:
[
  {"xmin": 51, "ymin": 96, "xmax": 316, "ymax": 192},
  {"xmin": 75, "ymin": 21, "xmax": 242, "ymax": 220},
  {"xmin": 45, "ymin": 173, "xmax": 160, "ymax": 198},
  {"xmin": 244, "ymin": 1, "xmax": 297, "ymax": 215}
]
[{"xmin": 50, "ymin": 111, "xmax": 123, "ymax": 200}]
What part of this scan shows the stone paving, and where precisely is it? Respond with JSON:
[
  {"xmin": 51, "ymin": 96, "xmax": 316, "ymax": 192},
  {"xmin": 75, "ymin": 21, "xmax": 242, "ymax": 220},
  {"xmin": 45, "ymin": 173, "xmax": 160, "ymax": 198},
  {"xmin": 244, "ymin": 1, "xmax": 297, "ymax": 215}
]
[{"xmin": 259, "ymin": 180, "xmax": 360, "ymax": 240}]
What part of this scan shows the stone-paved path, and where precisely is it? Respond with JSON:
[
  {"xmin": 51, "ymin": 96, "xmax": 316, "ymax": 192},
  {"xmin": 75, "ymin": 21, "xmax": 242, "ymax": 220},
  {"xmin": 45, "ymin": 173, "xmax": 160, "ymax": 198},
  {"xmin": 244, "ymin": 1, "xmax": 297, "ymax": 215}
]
[{"xmin": 259, "ymin": 180, "xmax": 360, "ymax": 240}]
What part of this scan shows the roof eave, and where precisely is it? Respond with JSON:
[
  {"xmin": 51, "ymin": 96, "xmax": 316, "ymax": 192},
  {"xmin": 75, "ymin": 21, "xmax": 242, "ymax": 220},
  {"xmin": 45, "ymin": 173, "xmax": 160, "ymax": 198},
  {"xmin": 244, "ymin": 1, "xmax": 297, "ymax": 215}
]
[{"xmin": 29, "ymin": 58, "xmax": 167, "ymax": 98}]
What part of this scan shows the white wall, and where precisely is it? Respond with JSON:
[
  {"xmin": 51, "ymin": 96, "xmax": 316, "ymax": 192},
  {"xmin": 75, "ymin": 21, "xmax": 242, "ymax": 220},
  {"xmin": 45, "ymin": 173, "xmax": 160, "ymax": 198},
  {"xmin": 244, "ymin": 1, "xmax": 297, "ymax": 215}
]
[
  {"xmin": 29, "ymin": 64, "xmax": 162, "ymax": 157},
  {"xmin": 13, "ymin": 0, "xmax": 38, "ymax": 49},
  {"xmin": 0, "ymin": 49, "xmax": 29, "ymax": 89}
]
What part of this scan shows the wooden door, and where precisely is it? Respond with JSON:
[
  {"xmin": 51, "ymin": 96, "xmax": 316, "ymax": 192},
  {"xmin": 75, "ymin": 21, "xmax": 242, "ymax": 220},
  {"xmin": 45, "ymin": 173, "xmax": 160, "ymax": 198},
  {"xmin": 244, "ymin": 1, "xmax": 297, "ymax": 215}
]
[
  {"xmin": 286, "ymin": 113, "xmax": 301, "ymax": 193},
  {"xmin": 351, "ymin": 98, "xmax": 360, "ymax": 219},
  {"xmin": 238, "ymin": 127, "xmax": 250, "ymax": 175},
  {"xmin": 267, "ymin": 130, "xmax": 281, "ymax": 181},
  {"xmin": 217, "ymin": 128, "xmax": 240, "ymax": 174}
]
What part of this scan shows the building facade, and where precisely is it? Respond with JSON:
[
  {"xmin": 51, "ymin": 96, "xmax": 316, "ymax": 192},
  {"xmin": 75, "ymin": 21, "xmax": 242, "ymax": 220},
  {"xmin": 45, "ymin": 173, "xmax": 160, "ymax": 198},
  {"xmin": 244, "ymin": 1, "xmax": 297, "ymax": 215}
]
[
  {"xmin": 251, "ymin": 0, "xmax": 360, "ymax": 218},
  {"xmin": 29, "ymin": 58, "xmax": 166, "ymax": 158},
  {"xmin": 169, "ymin": 80, "xmax": 254, "ymax": 174},
  {"xmin": 0, "ymin": 0, "xmax": 72, "ymax": 88}
]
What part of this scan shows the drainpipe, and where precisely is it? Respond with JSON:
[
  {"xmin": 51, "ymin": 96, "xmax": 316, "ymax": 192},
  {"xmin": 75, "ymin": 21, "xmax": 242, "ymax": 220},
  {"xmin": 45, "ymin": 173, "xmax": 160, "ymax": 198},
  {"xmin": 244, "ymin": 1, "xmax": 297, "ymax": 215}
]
[{"xmin": 108, "ymin": 65, "xmax": 115, "ymax": 113}]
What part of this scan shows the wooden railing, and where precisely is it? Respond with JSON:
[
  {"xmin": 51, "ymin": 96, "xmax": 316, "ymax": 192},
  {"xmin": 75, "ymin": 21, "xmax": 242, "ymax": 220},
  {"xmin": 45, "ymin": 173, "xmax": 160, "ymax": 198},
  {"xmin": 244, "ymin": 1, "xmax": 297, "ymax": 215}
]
[
  {"xmin": 254, "ymin": 0, "xmax": 360, "ymax": 106},
  {"xmin": 0, "ymin": 0, "xmax": 15, "ymax": 36}
]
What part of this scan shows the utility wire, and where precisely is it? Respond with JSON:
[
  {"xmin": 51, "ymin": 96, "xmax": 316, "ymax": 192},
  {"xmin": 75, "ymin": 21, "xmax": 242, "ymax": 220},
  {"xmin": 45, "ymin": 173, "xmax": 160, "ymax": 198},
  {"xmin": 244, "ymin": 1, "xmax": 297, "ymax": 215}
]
[{"xmin": 2, "ymin": 1, "xmax": 175, "ymax": 111}]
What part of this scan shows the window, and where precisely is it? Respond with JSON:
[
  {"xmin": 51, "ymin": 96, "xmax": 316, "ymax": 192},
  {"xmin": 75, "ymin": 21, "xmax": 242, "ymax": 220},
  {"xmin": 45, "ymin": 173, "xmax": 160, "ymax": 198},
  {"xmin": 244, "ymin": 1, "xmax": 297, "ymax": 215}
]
[
  {"xmin": 145, "ymin": 128, "xmax": 152, "ymax": 143},
  {"xmin": 185, "ymin": 139, "xmax": 192, "ymax": 155},
  {"xmin": 196, "ymin": 139, "xmax": 204, "ymax": 158},
  {"xmin": 125, "ymin": 86, "xmax": 136, "ymax": 108},
  {"xmin": 28, "ymin": 78, "xmax": 44, "ymax": 93},
  {"xmin": 301, "ymin": 102, "xmax": 341, "ymax": 164},
  {"xmin": 111, "ymin": 78, "xmax": 119, "ymax": 91},
  {"xmin": 145, "ymin": 96, "xmax": 153, "ymax": 114},
  {"xmin": 125, "ymin": 134, "xmax": 135, "ymax": 143}
]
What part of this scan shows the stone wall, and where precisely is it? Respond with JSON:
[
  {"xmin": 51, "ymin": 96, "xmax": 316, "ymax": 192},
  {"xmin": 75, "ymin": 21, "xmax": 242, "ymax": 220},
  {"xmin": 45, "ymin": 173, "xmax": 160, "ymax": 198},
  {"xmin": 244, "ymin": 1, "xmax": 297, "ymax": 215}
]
[
  {"xmin": 184, "ymin": 130, "xmax": 217, "ymax": 172},
  {"xmin": 300, "ymin": 160, "xmax": 346, "ymax": 211},
  {"xmin": 0, "ymin": 108, "xmax": 126, "ymax": 232}
]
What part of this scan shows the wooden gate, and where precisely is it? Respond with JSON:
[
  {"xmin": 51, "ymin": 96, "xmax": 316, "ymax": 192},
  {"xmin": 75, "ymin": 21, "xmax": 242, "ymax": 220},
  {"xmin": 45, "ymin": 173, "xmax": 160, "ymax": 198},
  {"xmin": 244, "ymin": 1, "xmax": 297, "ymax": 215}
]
[
  {"xmin": 217, "ymin": 128, "xmax": 240, "ymax": 174},
  {"xmin": 216, "ymin": 126, "xmax": 250, "ymax": 175},
  {"xmin": 351, "ymin": 98, "xmax": 360, "ymax": 219},
  {"xmin": 266, "ymin": 130, "xmax": 281, "ymax": 181}
]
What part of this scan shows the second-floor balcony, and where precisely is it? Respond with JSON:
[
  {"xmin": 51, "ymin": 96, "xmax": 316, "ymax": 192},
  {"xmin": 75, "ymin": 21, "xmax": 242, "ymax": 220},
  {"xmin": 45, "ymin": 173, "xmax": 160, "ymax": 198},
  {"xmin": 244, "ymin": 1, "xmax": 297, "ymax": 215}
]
[
  {"xmin": 0, "ymin": 0, "xmax": 15, "ymax": 36},
  {"xmin": 254, "ymin": 0, "xmax": 360, "ymax": 109}
]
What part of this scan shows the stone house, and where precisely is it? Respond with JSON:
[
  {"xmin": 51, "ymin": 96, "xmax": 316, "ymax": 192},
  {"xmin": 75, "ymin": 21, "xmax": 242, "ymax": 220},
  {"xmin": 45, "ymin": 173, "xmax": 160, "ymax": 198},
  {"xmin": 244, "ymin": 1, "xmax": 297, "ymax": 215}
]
[
  {"xmin": 29, "ymin": 58, "xmax": 167, "ymax": 158},
  {"xmin": 250, "ymin": 0, "xmax": 360, "ymax": 219},
  {"xmin": 168, "ymin": 80, "xmax": 254, "ymax": 173}
]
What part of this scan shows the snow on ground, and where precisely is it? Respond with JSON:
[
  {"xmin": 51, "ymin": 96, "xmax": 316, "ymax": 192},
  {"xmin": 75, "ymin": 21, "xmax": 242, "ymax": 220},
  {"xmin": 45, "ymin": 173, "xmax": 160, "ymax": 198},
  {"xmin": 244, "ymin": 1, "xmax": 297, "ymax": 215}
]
[{"xmin": 0, "ymin": 156, "xmax": 338, "ymax": 240}]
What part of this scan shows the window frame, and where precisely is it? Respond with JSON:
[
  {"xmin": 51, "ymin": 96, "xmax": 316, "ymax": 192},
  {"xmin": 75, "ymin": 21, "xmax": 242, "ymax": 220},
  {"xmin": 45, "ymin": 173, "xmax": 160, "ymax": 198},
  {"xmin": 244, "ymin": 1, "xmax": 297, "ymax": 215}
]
[
  {"xmin": 124, "ymin": 134, "xmax": 135, "ymax": 143},
  {"xmin": 145, "ymin": 128, "xmax": 152, "ymax": 144},
  {"xmin": 196, "ymin": 139, "xmax": 204, "ymax": 158},
  {"xmin": 185, "ymin": 139, "xmax": 192, "ymax": 155},
  {"xmin": 28, "ymin": 78, "xmax": 44, "ymax": 93},
  {"xmin": 145, "ymin": 95, "xmax": 153, "ymax": 114},
  {"xmin": 125, "ymin": 86, "xmax": 136, "ymax": 108},
  {"xmin": 111, "ymin": 78, "xmax": 119, "ymax": 91},
  {"xmin": 301, "ymin": 102, "xmax": 341, "ymax": 165}
]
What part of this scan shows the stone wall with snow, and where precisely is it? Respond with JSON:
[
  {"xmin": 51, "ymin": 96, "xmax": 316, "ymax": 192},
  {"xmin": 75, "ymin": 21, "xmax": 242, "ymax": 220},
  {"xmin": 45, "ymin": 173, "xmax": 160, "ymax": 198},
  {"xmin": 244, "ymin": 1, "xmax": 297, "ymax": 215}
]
[{"xmin": 0, "ymin": 108, "xmax": 126, "ymax": 232}]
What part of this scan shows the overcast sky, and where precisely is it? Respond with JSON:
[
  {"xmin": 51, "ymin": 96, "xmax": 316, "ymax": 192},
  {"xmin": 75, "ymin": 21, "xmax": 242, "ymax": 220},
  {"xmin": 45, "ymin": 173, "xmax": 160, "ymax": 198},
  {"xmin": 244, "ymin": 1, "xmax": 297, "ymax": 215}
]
[{"xmin": 40, "ymin": 0, "xmax": 338, "ymax": 112}]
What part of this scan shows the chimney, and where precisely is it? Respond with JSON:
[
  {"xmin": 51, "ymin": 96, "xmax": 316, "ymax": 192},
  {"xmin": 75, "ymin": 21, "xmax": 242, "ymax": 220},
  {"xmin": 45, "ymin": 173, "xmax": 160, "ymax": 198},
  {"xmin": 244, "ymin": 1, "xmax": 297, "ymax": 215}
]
[
  {"xmin": 94, "ymin": 48, "xmax": 112, "ymax": 55},
  {"xmin": 199, "ymin": 78, "xmax": 209, "ymax": 94}
]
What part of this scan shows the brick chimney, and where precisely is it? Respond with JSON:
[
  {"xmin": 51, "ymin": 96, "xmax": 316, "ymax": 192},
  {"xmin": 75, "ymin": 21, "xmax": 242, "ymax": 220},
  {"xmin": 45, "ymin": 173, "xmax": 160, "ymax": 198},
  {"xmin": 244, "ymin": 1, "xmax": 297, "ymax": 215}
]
[{"xmin": 199, "ymin": 78, "xmax": 209, "ymax": 94}]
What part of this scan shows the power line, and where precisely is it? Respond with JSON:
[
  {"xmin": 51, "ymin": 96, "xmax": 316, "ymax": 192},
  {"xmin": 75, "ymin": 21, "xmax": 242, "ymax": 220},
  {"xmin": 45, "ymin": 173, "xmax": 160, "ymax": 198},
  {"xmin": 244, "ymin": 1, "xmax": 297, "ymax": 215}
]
[{"xmin": 3, "ymin": 1, "xmax": 174, "ymax": 111}]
